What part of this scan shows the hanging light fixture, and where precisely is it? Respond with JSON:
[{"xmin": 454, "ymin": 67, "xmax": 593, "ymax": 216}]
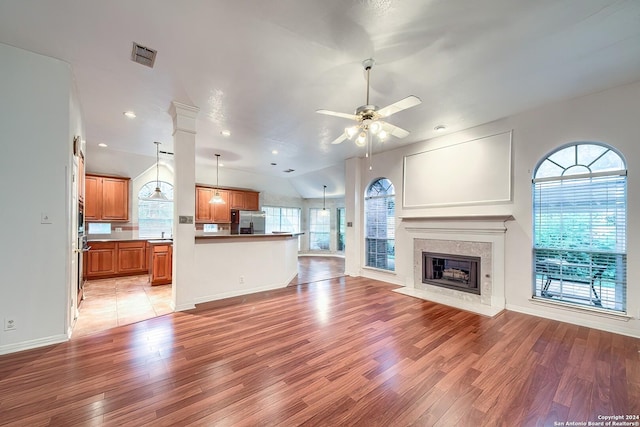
[
  {"xmin": 320, "ymin": 185, "xmax": 329, "ymax": 216},
  {"xmin": 149, "ymin": 142, "xmax": 168, "ymax": 200},
  {"xmin": 209, "ymin": 153, "xmax": 225, "ymax": 204}
]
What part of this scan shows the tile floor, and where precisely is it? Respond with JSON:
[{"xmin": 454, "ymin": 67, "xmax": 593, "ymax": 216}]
[
  {"xmin": 73, "ymin": 256, "xmax": 345, "ymax": 338},
  {"xmin": 73, "ymin": 275, "xmax": 172, "ymax": 338}
]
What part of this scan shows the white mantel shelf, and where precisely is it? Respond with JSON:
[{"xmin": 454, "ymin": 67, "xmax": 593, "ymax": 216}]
[{"xmin": 399, "ymin": 214, "xmax": 515, "ymax": 222}]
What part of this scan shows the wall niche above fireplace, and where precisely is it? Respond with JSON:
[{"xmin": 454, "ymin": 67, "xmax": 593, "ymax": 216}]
[{"xmin": 422, "ymin": 252, "xmax": 481, "ymax": 295}]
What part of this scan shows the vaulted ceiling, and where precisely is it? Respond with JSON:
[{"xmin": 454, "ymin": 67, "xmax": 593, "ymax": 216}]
[{"xmin": 1, "ymin": 1, "xmax": 639, "ymax": 197}]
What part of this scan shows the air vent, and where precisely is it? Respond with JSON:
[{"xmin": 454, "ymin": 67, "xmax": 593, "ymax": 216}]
[
  {"xmin": 283, "ymin": 168, "xmax": 295, "ymax": 173},
  {"xmin": 131, "ymin": 42, "xmax": 157, "ymax": 68}
]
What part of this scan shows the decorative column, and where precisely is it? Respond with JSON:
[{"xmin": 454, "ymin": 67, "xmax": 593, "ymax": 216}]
[
  {"xmin": 169, "ymin": 101, "xmax": 199, "ymax": 311},
  {"xmin": 344, "ymin": 156, "xmax": 363, "ymax": 276}
]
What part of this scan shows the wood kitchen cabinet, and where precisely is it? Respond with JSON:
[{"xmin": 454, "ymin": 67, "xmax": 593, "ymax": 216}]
[
  {"xmin": 117, "ymin": 241, "xmax": 147, "ymax": 274},
  {"xmin": 149, "ymin": 242, "xmax": 172, "ymax": 285},
  {"xmin": 84, "ymin": 240, "xmax": 148, "ymax": 279},
  {"xmin": 195, "ymin": 186, "xmax": 230, "ymax": 223},
  {"xmin": 229, "ymin": 190, "xmax": 260, "ymax": 210},
  {"xmin": 85, "ymin": 174, "xmax": 130, "ymax": 221},
  {"xmin": 85, "ymin": 242, "xmax": 117, "ymax": 278}
]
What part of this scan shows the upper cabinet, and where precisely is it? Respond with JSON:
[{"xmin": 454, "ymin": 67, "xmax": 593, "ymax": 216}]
[
  {"xmin": 195, "ymin": 186, "xmax": 230, "ymax": 223},
  {"xmin": 229, "ymin": 190, "xmax": 259, "ymax": 210},
  {"xmin": 196, "ymin": 186, "xmax": 259, "ymax": 223},
  {"xmin": 85, "ymin": 174, "xmax": 130, "ymax": 222}
]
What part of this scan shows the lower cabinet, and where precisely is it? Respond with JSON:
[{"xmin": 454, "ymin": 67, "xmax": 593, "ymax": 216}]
[
  {"xmin": 149, "ymin": 243, "xmax": 172, "ymax": 285},
  {"xmin": 84, "ymin": 240, "xmax": 148, "ymax": 279}
]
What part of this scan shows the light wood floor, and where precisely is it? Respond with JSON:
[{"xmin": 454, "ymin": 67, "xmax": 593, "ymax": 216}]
[{"xmin": 1, "ymin": 275, "xmax": 638, "ymax": 425}]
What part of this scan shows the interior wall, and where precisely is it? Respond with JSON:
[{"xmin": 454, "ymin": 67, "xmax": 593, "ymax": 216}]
[
  {"xmin": 0, "ymin": 43, "xmax": 74, "ymax": 354},
  {"xmin": 349, "ymin": 79, "xmax": 640, "ymax": 338}
]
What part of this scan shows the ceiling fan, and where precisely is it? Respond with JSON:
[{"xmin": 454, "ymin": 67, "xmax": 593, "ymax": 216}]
[{"xmin": 317, "ymin": 58, "xmax": 422, "ymax": 146}]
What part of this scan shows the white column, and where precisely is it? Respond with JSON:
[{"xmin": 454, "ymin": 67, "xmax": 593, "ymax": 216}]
[
  {"xmin": 344, "ymin": 156, "xmax": 363, "ymax": 276},
  {"xmin": 169, "ymin": 102, "xmax": 199, "ymax": 311}
]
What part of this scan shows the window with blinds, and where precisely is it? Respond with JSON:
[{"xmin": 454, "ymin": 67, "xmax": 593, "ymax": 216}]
[
  {"xmin": 532, "ymin": 143, "xmax": 627, "ymax": 312},
  {"xmin": 365, "ymin": 178, "xmax": 395, "ymax": 271}
]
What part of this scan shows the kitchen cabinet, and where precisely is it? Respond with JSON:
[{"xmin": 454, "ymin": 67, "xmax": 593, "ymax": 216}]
[
  {"xmin": 85, "ymin": 242, "xmax": 117, "ymax": 278},
  {"xmin": 229, "ymin": 190, "xmax": 260, "ymax": 210},
  {"xmin": 117, "ymin": 241, "xmax": 147, "ymax": 274},
  {"xmin": 149, "ymin": 242, "xmax": 172, "ymax": 285},
  {"xmin": 84, "ymin": 240, "xmax": 148, "ymax": 279},
  {"xmin": 195, "ymin": 186, "xmax": 230, "ymax": 223},
  {"xmin": 85, "ymin": 174, "xmax": 130, "ymax": 221}
]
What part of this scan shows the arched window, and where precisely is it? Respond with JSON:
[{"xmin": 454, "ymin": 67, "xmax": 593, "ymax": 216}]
[
  {"xmin": 138, "ymin": 181, "xmax": 173, "ymax": 238},
  {"xmin": 533, "ymin": 143, "xmax": 627, "ymax": 312},
  {"xmin": 365, "ymin": 178, "xmax": 395, "ymax": 271}
]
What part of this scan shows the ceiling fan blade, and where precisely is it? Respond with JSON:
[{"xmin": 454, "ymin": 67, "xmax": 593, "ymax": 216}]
[
  {"xmin": 316, "ymin": 109, "xmax": 358, "ymax": 121},
  {"xmin": 381, "ymin": 121, "xmax": 410, "ymax": 139},
  {"xmin": 377, "ymin": 95, "xmax": 422, "ymax": 118},
  {"xmin": 331, "ymin": 133, "xmax": 349, "ymax": 145}
]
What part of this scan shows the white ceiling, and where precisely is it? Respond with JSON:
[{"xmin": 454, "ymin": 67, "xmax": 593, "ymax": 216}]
[{"xmin": 1, "ymin": 0, "xmax": 640, "ymax": 197}]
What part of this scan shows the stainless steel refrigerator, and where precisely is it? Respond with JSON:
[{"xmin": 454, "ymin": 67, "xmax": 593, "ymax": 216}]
[{"xmin": 230, "ymin": 210, "xmax": 266, "ymax": 234}]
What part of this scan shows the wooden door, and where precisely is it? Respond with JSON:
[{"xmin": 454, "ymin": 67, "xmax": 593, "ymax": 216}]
[
  {"xmin": 212, "ymin": 190, "xmax": 230, "ymax": 222},
  {"xmin": 151, "ymin": 244, "xmax": 172, "ymax": 285},
  {"xmin": 84, "ymin": 175, "xmax": 100, "ymax": 221},
  {"xmin": 85, "ymin": 242, "xmax": 117, "ymax": 278},
  {"xmin": 229, "ymin": 191, "xmax": 245, "ymax": 209},
  {"xmin": 195, "ymin": 187, "xmax": 213, "ymax": 222},
  {"xmin": 244, "ymin": 191, "xmax": 260, "ymax": 210},
  {"xmin": 117, "ymin": 241, "xmax": 146, "ymax": 273},
  {"xmin": 101, "ymin": 177, "xmax": 129, "ymax": 221}
]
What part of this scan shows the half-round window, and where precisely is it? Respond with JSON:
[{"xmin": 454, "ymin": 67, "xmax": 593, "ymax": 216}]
[{"xmin": 365, "ymin": 178, "xmax": 395, "ymax": 271}]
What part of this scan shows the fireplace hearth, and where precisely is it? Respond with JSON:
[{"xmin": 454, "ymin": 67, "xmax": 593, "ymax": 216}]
[{"xmin": 422, "ymin": 252, "xmax": 480, "ymax": 295}]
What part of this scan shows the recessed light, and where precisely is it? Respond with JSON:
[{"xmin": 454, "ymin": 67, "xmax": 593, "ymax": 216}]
[
  {"xmin": 220, "ymin": 130, "xmax": 231, "ymax": 137},
  {"xmin": 272, "ymin": 150, "xmax": 278, "ymax": 155},
  {"xmin": 434, "ymin": 125, "xmax": 446, "ymax": 132},
  {"xmin": 98, "ymin": 143, "xmax": 108, "ymax": 148},
  {"xmin": 123, "ymin": 111, "xmax": 136, "ymax": 119}
]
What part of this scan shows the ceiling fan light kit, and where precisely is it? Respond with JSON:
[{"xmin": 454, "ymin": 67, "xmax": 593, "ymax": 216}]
[{"xmin": 317, "ymin": 58, "xmax": 421, "ymax": 169}]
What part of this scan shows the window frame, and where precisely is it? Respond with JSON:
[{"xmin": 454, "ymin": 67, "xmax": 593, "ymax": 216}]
[
  {"xmin": 532, "ymin": 142, "xmax": 627, "ymax": 313},
  {"xmin": 364, "ymin": 178, "xmax": 396, "ymax": 271},
  {"xmin": 309, "ymin": 208, "xmax": 330, "ymax": 251},
  {"xmin": 137, "ymin": 181, "xmax": 174, "ymax": 239}
]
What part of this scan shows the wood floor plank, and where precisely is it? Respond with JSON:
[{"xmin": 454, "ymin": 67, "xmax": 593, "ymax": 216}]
[{"xmin": 0, "ymin": 274, "xmax": 639, "ymax": 426}]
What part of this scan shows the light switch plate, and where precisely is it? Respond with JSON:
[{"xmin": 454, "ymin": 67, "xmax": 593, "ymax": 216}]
[{"xmin": 179, "ymin": 215, "xmax": 194, "ymax": 224}]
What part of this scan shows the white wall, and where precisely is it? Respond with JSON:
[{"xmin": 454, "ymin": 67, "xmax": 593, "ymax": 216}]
[
  {"xmin": 348, "ymin": 79, "xmax": 640, "ymax": 338},
  {"xmin": 0, "ymin": 43, "xmax": 76, "ymax": 353}
]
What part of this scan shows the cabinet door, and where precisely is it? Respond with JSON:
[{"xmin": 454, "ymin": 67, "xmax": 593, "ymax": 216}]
[
  {"xmin": 85, "ymin": 242, "xmax": 117, "ymax": 278},
  {"xmin": 195, "ymin": 187, "xmax": 213, "ymax": 223},
  {"xmin": 244, "ymin": 191, "xmax": 260, "ymax": 210},
  {"xmin": 212, "ymin": 190, "xmax": 230, "ymax": 222},
  {"xmin": 229, "ymin": 191, "xmax": 245, "ymax": 209},
  {"xmin": 101, "ymin": 177, "xmax": 129, "ymax": 221},
  {"xmin": 84, "ymin": 175, "xmax": 101, "ymax": 221},
  {"xmin": 151, "ymin": 244, "xmax": 172, "ymax": 285},
  {"xmin": 118, "ymin": 241, "xmax": 146, "ymax": 273}
]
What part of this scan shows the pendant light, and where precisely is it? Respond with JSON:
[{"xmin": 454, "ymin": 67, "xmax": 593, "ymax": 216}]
[
  {"xmin": 320, "ymin": 185, "xmax": 329, "ymax": 216},
  {"xmin": 149, "ymin": 142, "xmax": 168, "ymax": 200},
  {"xmin": 209, "ymin": 153, "xmax": 225, "ymax": 204}
]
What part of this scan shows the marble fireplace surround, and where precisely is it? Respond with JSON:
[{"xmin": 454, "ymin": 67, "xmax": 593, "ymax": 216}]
[{"xmin": 396, "ymin": 215, "xmax": 514, "ymax": 317}]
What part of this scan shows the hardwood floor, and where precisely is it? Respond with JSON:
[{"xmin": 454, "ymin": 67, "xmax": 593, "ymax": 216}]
[
  {"xmin": 1, "ymin": 276, "xmax": 638, "ymax": 426},
  {"xmin": 289, "ymin": 255, "xmax": 345, "ymax": 285}
]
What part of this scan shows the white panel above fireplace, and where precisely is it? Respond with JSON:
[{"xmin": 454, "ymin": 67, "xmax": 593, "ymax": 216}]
[{"xmin": 403, "ymin": 130, "xmax": 512, "ymax": 208}]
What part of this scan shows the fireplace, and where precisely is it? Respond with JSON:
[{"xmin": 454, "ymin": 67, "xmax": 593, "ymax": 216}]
[{"xmin": 422, "ymin": 252, "xmax": 480, "ymax": 295}]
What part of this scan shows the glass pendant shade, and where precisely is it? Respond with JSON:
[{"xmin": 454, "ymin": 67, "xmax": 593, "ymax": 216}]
[
  {"xmin": 209, "ymin": 153, "xmax": 226, "ymax": 204},
  {"xmin": 151, "ymin": 142, "xmax": 167, "ymax": 200}
]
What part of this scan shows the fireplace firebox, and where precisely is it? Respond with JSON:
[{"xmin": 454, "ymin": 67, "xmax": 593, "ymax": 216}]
[{"xmin": 422, "ymin": 252, "xmax": 481, "ymax": 295}]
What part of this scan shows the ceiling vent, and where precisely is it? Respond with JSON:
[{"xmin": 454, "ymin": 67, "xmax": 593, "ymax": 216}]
[
  {"xmin": 283, "ymin": 168, "xmax": 295, "ymax": 173},
  {"xmin": 131, "ymin": 42, "xmax": 157, "ymax": 68}
]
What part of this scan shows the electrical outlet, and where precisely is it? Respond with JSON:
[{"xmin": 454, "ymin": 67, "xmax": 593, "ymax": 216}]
[
  {"xmin": 4, "ymin": 318, "xmax": 16, "ymax": 331},
  {"xmin": 239, "ymin": 276, "xmax": 245, "ymax": 284}
]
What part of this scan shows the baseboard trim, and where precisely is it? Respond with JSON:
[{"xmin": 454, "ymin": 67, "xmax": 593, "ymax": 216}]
[{"xmin": 0, "ymin": 333, "xmax": 68, "ymax": 356}]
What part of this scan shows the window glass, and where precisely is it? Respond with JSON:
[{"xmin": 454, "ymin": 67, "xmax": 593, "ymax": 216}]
[
  {"xmin": 337, "ymin": 207, "xmax": 346, "ymax": 252},
  {"xmin": 309, "ymin": 208, "xmax": 330, "ymax": 250},
  {"xmin": 365, "ymin": 178, "xmax": 395, "ymax": 271},
  {"xmin": 138, "ymin": 181, "xmax": 173, "ymax": 238},
  {"xmin": 533, "ymin": 143, "xmax": 626, "ymax": 312}
]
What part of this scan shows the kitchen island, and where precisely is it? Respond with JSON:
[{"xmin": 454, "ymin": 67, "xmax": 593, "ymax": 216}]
[{"xmin": 191, "ymin": 233, "xmax": 302, "ymax": 305}]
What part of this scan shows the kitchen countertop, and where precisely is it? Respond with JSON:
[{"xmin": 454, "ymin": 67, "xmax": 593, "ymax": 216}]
[
  {"xmin": 87, "ymin": 237, "xmax": 173, "ymax": 242},
  {"xmin": 195, "ymin": 232, "xmax": 303, "ymax": 240}
]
